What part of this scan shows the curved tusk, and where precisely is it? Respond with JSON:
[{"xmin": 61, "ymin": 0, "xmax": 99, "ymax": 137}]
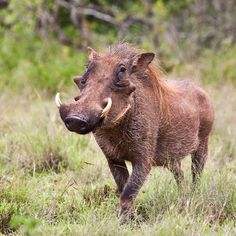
[
  {"xmin": 55, "ymin": 92, "xmax": 62, "ymax": 108},
  {"xmin": 101, "ymin": 97, "xmax": 112, "ymax": 118},
  {"xmin": 113, "ymin": 104, "xmax": 131, "ymax": 124}
]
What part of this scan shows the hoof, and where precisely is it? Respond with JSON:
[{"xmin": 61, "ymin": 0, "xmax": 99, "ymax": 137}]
[{"xmin": 118, "ymin": 207, "xmax": 131, "ymax": 225}]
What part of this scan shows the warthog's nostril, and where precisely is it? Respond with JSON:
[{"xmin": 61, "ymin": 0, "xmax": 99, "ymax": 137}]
[
  {"xmin": 64, "ymin": 116, "xmax": 88, "ymax": 133},
  {"xmin": 79, "ymin": 120, "xmax": 87, "ymax": 128},
  {"xmin": 65, "ymin": 119, "xmax": 70, "ymax": 128}
]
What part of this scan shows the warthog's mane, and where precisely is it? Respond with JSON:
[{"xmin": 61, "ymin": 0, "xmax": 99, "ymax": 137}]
[{"xmin": 105, "ymin": 43, "xmax": 177, "ymax": 119}]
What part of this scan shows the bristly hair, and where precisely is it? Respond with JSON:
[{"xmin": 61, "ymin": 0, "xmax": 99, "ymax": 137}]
[
  {"xmin": 148, "ymin": 63, "xmax": 177, "ymax": 121},
  {"xmin": 104, "ymin": 42, "xmax": 140, "ymax": 60},
  {"xmin": 104, "ymin": 43, "xmax": 177, "ymax": 119}
]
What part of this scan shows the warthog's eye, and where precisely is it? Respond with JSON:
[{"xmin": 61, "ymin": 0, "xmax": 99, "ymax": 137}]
[
  {"xmin": 114, "ymin": 64, "xmax": 129, "ymax": 88},
  {"xmin": 117, "ymin": 64, "xmax": 126, "ymax": 80},
  {"xmin": 119, "ymin": 65, "xmax": 126, "ymax": 73}
]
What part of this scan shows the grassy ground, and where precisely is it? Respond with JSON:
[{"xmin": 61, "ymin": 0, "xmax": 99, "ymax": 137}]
[{"xmin": 0, "ymin": 83, "xmax": 235, "ymax": 235}]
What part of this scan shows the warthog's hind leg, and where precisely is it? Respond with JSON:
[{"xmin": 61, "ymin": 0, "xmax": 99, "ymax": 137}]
[
  {"xmin": 168, "ymin": 161, "xmax": 184, "ymax": 188},
  {"xmin": 191, "ymin": 137, "xmax": 208, "ymax": 188}
]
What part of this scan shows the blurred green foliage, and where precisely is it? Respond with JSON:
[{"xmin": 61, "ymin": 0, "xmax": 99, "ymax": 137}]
[
  {"xmin": 0, "ymin": 33, "xmax": 86, "ymax": 93},
  {"xmin": 0, "ymin": 0, "xmax": 236, "ymax": 93}
]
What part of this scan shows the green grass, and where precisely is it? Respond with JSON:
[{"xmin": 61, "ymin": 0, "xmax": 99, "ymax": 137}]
[{"xmin": 0, "ymin": 84, "xmax": 235, "ymax": 235}]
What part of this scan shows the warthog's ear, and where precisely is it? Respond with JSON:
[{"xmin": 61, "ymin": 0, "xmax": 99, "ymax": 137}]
[
  {"xmin": 73, "ymin": 75, "xmax": 82, "ymax": 87},
  {"xmin": 131, "ymin": 52, "xmax": 155, "ymax": 73},
  {"xmin": 87, "ymin": 47, "xmax": 99, "ymax": 61}
]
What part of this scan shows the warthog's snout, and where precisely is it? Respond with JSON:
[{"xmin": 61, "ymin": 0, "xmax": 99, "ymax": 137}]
[
  {"xmin": 56, "ymin": 93, "xmax": 113, "ymax": 134},
  {"xmin": 63, "ymin": 112, "xmax": 101, "ymax": 134},
  {"xmin": 64, "ymin": 115, "xmax": 89, "ymax": 134}
]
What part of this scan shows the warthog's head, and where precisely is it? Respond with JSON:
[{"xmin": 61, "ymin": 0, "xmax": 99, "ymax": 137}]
[{"xmin": 56, "ymin": 45, "xmax": 154, "ymax": 134}]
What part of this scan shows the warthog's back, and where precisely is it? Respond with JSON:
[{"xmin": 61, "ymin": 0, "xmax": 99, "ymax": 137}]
[{"xmin": 154, "ymin": 80, "xmax": 214, "ymax": 166}]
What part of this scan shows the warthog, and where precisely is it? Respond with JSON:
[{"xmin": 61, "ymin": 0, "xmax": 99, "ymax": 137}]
[{"xmin": 56, "ymin": 43, "xmax": 214, "ymax": 218}]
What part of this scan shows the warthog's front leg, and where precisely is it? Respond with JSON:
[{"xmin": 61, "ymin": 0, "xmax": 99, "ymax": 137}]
[
  {"xmin": 119, "ymin": 161, "xmax": 151, "ymax": 220},
  {"xmin": 107, "ymin": 159, "xmax": 129, "ymax": 194}
]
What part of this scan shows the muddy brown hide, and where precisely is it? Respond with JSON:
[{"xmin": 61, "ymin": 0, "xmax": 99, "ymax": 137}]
[{"xmin": 57, "ymin": 43, "xmax": 214, "ymax": 219}]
